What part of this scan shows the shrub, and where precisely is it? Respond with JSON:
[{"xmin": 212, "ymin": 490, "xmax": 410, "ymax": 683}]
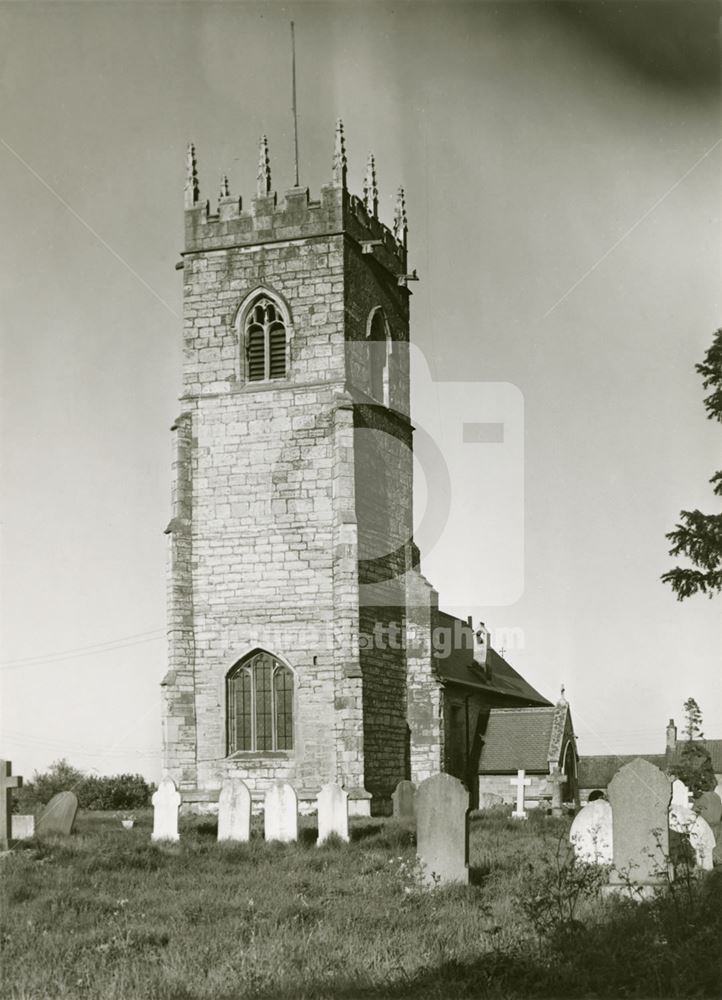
[
  {"xmin": 12, "ymin": 759, "xmax": 153, "ymax": 811},
  {"xmin": 670, "ymin": 741, "xmax": 717, "ymax": 797}
]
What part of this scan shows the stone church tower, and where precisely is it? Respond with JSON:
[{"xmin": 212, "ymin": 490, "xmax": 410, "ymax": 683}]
[{"xmin": 161, "ymin": 124, "xmax": 443, "ymax": 813}]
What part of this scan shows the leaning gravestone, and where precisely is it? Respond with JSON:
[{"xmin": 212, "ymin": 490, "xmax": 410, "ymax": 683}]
[
  {"xmin": 217, "ymin": 778, "xmax": 251, "ymax": 842},
  {"xmin": 569, "ymin": 799, "xmax": 613, "ymax": 865},
  {"xmin": 151, "ymin": 777, "xmax": 181, "ymax": 842},
  {"xmin": 392, "ymin": 780, "xmax": 416, "ymax": 821},
  {"xmin": 416, "ymin": 773, "xmax": 469, "ymax": 887},
  {"xmin": 607, "ymin": 758, "xmax": 671, "ymax": 897},
  {"xmin": 264, "ymin": 781, "xmax": 298, "ymax": 843},
  {"xmin": 317, "ymin": 782, "xmax": 349, "ymax": 845},
  {"xmin": 37, "ymin": 791, "xmax": 79, "ymax": 837}
]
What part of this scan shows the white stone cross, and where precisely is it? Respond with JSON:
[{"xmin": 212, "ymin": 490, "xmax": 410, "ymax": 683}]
[
  {"xmin": 1, "ymin": 760, "xmax": 23, "ymax": 850},
  {"xmin": 510, "ymin": 768, "xmax": 531, "ymax": 820}
]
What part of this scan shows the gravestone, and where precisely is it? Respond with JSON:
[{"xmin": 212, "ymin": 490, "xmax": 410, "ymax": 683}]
[
  {"xmin": 416, "ymin": 773, "xmax": 469, "ymax": 886},
  {"xmin": 217, "ymin": 778, "xmax": 251, "ymax": 842},
  {"xmin": 510, "ymin": 769, "xmax": 531, "ymax": 820},
  {"xmin": 264, "ymin": 781, "xmax": 298, "ymax": 843},
  {"xmin": 477, "ymin": 792, "xmax": 503, "ymax": 810},
  {"xmin": 669, "ymin": 798, "xmax": 716, "ymax": 872},
  {"xmin": 694, "ymin": 790, "xmax": 722, "ymax": 827},
  {"xmin": 1, "ymin": 760, "xmax": 23, "ymax": 850},
  {"xmin": 316, "ymin": 782, "xmax": 349, "ymax": 845},
  {"xmin": 392, "ymin": 780, "xmax": 416, "ymax": 821},
  {"xmin": 607, "ymin": 758, "xmax": 671, "ymax": 897},
  {"xmin": 37, "ymin": 791, "xmax": 79, "ymax": 837},
  {"xmin": 671, "ymin": 778, "xmax": 692, "ymax": 809},
  {"xmin": 569, "ymin": 799, "xmax": 613, "ymax": 864},
  {"xmin": 11, "ymin": 815, "xmax": 35, "ymax": 840},
  {"xmin": 151, "ymin": 776, "xmax": 181, "ymax": 842}
]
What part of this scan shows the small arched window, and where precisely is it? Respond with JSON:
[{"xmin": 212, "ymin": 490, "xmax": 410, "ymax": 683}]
[
  {"xmin": 244, "ymin": 297, "xmax": 287, "ymax": 381},
  {"xmin": 226, "ymin": 651, "xmax": 293, "ymax": 753},
  {"xmin": 367, "ymin": 308, "xmax": 388, "ymax": 403}
]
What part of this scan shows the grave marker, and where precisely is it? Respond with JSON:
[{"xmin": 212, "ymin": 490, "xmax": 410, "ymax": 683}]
[
  {"xmin": 217, "ymin": 778, "xmax": 251, "ymax": 842},
  {"xmin": 416, "ymin": 773, "xmax": 469, "ymax": 886},
  {"xmin": 510, "ymin": 769, "xmax": 531, "ymax": 820},
  {"xmin": 569, "ymin": 799, "xmax": 613, "ymax": 864},
  {"xmin": 11, "ymin": 815, "xmax": 35, "ymax": 840},
  {"xmin": 151, "ymin": 776, "xmax": 181, "ymax": 842},
  {"xmin": 392, "ymin": 780, "xmax": 416, "ymax": 821},
  {"xmin": 607, "ymin": 758, "xmax": 671, "ymax": 897},
  {"xmin": 264, "ymin": 781, "xmax": 298, "ymax": 843},
  {"xmin": 0, "ymin": 760, "xmax": 22, "ymax": 850},
  {"xmin": 37, "ymin": 791, "xmax": 78, "ymax": 837},
  {"xmin": 316, "ymin": 782, "xmax": 349, "ymax": 844}
]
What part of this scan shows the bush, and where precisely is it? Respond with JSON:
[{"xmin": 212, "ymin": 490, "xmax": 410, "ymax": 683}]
[
  {"xmin": 670, "ymin": 742, "xmax": 717, "ymax": 797},
  {"xmin": 13, "ymin": 759, "xmax": 153, "ymax": 812}
]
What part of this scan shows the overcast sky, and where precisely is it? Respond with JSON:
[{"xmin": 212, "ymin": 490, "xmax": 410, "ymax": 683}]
[{"xmin": 1, "ymin": 1, "xmax": 720, "ymax": 781}]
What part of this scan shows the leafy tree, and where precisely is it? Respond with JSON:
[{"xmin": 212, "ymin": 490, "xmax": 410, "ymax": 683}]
[
  {"xmin": 662, "ymin": 329, "xmax": 722, "ymax": 600},
  {"xmin": 32, "ymin": 758, "xmax": 85, "ymax": 804},
  {"xmin": 671, "ymin": 742, "xmax": 716, "ymax": 798},
  {"xmin": 682, "ymin": 697, "xmax": 704, "ymax": 741}
]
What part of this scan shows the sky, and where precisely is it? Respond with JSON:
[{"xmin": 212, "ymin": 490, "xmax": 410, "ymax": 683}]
[{"xmin": 1, "ymin": 1, "xmax": 720, "ymax": 782}]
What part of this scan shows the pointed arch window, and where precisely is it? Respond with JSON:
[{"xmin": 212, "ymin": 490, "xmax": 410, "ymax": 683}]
[
  {"xmin": 367, "ymin": 308, "xmax": 389, "ymax": 404},
  {"xmin": 226, "ymin": 651, "xmax": 294, "ymax": 753},
  {"xmin": 244, "ymin": 296, "xmax": 287, "ymax": 381}
]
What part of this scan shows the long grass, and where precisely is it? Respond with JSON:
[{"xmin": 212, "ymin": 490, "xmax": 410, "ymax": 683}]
[{"xmin": 1, "ymin": 809, "xmax": 719, "ymax": 999}]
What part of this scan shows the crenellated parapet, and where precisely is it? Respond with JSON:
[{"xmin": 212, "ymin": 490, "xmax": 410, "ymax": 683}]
[{"xmin": 183, "ymin": 123, "xmax": 408, "ymax": 274}]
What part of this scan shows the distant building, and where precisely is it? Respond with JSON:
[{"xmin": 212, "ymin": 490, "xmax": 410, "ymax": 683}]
[
  {"xmin": 476, "ymin": 687, "xmax": 579, "ymax": 810},
  {"xmin": 577, "ymin": 718, "xmax": 722, "ymax": 803}
]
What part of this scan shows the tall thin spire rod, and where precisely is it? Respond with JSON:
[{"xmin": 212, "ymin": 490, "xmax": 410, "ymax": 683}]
[{"xmin": 291, "ymin": 21, "xmax": 300, "ymax": 187}]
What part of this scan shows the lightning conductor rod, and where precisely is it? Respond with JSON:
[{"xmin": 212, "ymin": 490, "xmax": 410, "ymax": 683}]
[{"xmin": 291, "ymin": 20, "xmax": 300, "ymax": 187}]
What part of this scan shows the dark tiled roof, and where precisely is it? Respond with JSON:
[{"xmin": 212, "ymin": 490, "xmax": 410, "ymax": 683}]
[
  {"xmin": 675, "ymin": 739, "xmax": 722, "ymax": 773},
  {"xmin": 478, "ymin": 707, "xmax": 557, "ymax": 773},
  {"xmin": 434, "ymin": 611, "xmax": 550, "ymax": 707},
  {"xmin": 577, "ymin": 755, "xmax": 668, "ymax": 789}
]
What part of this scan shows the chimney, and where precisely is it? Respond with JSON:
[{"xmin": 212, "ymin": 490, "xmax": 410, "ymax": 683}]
[
  {"xmin": 666, "ymin": 718, "xmax": 677, "ymax": 754},
  {"xmin": 474, "ymin": 621, "xmax": 491, "ymax": 672}
]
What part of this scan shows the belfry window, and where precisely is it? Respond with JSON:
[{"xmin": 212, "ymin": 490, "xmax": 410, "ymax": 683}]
[
  {"xmin": 226, "ymin": 651, "xmax": 294, "ymax": 753},
  {"xmin": 244, "ymin": 297, "xmax": 287, "ymax": 380},
  {"xmin": 367, "ymin": 309, "xmax": 388, "ymax": 403}
]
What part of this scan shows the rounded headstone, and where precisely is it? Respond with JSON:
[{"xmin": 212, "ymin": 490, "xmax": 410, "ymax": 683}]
[
  {"xmin": 416, "ymin": 773, "xmax": 469, "ymax": 886},
  {"xmin": 569, "ymin": 799, "xmax": 613, "ymax": 864},
  {"xmin": 37, "ymin": 791, "xmax": 79, "ymax": 837},
  {"xmin": 218, "ymin": 778, "xmax": 251, "ymax": 842}
]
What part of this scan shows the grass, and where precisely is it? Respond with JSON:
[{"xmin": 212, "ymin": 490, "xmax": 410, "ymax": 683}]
[{"xmin": 1, "ymin": 809, "xmax": 720, "ymax": 999}]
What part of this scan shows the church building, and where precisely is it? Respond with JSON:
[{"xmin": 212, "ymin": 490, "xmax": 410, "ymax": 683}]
[{"xmin": 160, "ymin": 122, "xmax": 566, "ymax": 814}]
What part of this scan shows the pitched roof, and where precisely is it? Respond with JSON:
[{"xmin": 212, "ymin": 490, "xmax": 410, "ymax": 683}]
[
  {"xmin": 578, "ymin": 740, "xmax": 722, "ymax": 790},
  {"xmin": 433, "ymin": 611, "xmax": 550, "ymax": 706},
  {"xmin": 674, "ymin": 739, "xmax": 722, "ymax": 773},
  {"xmin": 577, "ymin": 755, "xmax": 669, "ymax": 789},
  {"xmin": 477, "ymin": 705, "xmax": 571, "ymax": 773}
]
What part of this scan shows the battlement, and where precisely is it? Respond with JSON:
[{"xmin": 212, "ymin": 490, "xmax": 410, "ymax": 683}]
[{"xmin": 183, "ymin": 123, "xmax": 408, "ymax": 275}]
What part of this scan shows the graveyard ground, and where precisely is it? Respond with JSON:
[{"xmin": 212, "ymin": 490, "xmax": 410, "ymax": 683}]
[{"xmin": 1, "ymin": 810, "xmax": 720, "ymax": 1000}]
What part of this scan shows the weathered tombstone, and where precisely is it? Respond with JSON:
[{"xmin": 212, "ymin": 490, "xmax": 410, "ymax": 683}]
[
  {"xmin": 217, "ymin": 777, "xmax": 251, "ymax": 842},
  {"xmin": 477, "ymin": 791, "xmax": 503, "ymax": 810},
  {"xmin": 510, "ymin": 769, "xmax": 531, "ymax": 820},
  {"xmin": 392, "ymin": 780, "xmax": 416, "ymax": 821},
  {"xmin": 669, "ymin": 797, "xmax": 716, "ymax": 872},
  {"xmin": 264, "ymin": 781, "xmax": 298, "ymax": 843},
  {"xmin": 569, "ymin": 799, "xmax": 613, "ymax": 864},
  {"xmin": 11, "ymin": 815, "xmax": 35, "ymax": 840},
  {"xmin": 607, "ymin": 758, "xmax": 671, "ymax": 897},
  {"xmin": 694, "ymin": 790, "xmax": 722, "ymax": 827},
  {"xmin": 671, "ymin": 778, "xmax": 692, "ymax": 809},
  {"xmin": 1, "ymin": 760, "xmax": 23, "ymax": 850},
  {"xmin": 416, "ymin": 773, "xmax": 469, "ymax": 886},
  {"xmin": 37, "ymin": 791, "xmax": 79, "ymax": 837},
  {"xmin": 316, "ymin": 782, "xmax": 349, "ymax": 845},
  {"xmin": 151, "ymin": 776, "xmax": 181, "ymax": 842}
]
